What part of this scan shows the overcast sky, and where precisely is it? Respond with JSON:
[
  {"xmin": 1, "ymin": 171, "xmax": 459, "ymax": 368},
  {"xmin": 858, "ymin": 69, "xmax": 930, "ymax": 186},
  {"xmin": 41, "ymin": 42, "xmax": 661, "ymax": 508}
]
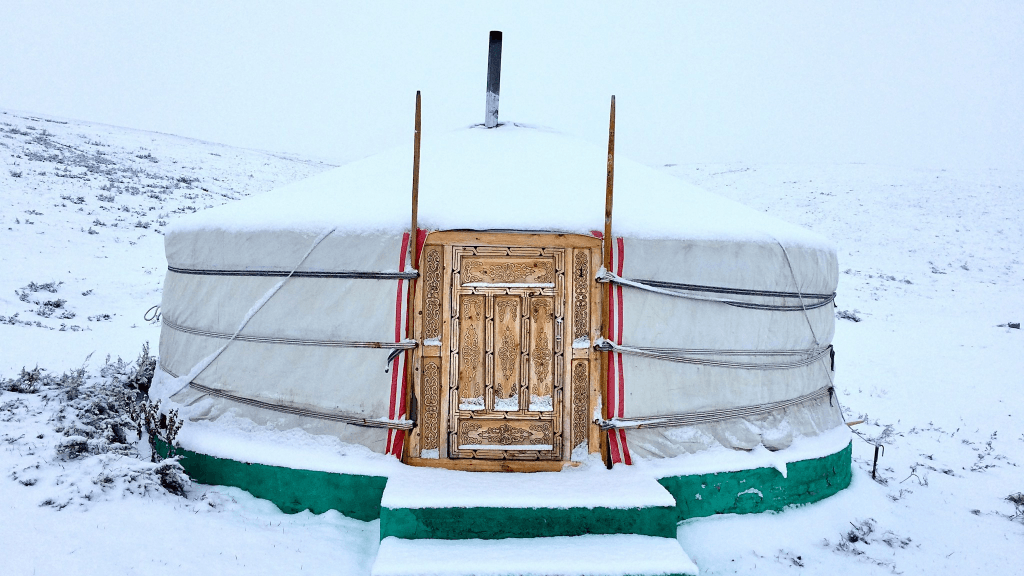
[{"xmin": 2, "ymin": 1, "xmax": 1021, "ymax": 169}]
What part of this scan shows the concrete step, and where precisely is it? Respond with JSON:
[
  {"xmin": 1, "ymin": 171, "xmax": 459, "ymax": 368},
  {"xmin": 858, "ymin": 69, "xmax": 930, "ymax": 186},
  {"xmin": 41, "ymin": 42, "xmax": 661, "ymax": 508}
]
[
  {"xmin": 371, "ymin": 535, "xmax": 698, "ymax": 576},
  {"xmin": 380, "ymin": 468, "xmax": 678, "ymax": 540}
]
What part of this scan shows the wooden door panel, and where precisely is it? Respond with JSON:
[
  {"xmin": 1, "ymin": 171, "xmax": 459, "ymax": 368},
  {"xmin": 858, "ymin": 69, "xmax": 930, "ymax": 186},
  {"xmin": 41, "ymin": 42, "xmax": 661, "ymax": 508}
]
[
  {"xmin": 527, "ymin": 296, "xmax": 555, "ymax": 410},
  {"xmin": 457, "ymin": 419, "xmax": 553, "ymax": 451},
  {"xmin": 419, "ymin": 358, "xmax": 442, "ymax": 456},
  {"xmin": 449, "ymin": 245, "xmax": 564, "ymax": 461},
  {"xmin": 422, "ymin": 246, "xmax": 444, "ymax": 342},
  {"xmin": 408, "ymin": 233, "xmax": 601, "ymax": 470},
  {"xmin": 493, "ymin": 295, "xmax": 522, "ymax": 410},
  {"xmin": 462, "ymin": 257, "xmax": 555, "ymax": 285},
  {"xmin": 457, "ymin": 294, "xmax": 485, "ymax": 410}
]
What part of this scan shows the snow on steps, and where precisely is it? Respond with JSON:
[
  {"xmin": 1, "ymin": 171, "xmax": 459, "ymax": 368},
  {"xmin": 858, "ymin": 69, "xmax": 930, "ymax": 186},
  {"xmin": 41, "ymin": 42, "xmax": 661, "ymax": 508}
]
[
  {"xmin": 371, "ymin": 535, "xmax": 698, "ymax": 576},
  {"xmin": 379, "ymin": 469, "xmax": 679, "ymax": 540},
  {"xmin": 382, "ymin": 466, "xmax": 676, "ymax": 510}
]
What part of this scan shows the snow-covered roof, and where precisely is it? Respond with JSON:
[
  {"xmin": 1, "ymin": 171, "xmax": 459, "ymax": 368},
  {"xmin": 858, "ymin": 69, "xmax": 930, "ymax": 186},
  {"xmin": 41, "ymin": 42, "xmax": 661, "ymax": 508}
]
[{"xmin": 172, "ymin": 124, "xmax": 831, "ymax": 250}]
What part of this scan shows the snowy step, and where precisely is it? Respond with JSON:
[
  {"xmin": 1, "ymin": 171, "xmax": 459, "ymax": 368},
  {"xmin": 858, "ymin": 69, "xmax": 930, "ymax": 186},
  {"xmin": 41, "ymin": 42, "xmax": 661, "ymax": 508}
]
[
  {"xmin": 371, "ymin": 535, "xmax": 699, "ymax": 576},
  {"xmin": 383, "ymin": 467, "xmax": 675, "ymax": 510},
  {"xmin": 380, "ymin": 468, "xmax": 678, "ymax": 540}
]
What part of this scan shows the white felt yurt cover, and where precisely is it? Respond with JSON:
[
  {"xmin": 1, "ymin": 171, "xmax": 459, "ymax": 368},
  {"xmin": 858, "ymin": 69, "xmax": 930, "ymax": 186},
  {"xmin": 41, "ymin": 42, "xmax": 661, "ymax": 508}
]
[{"xmin": 153, "ymin": 124, "xmax": 845, "ymax": 462}]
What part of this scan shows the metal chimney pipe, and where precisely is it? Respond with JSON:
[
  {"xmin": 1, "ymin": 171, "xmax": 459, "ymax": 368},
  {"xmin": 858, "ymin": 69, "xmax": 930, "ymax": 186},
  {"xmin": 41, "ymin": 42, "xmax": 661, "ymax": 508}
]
[{"xmin": 485, "ymin": 31, "xmax": 502, "ymax": 128}]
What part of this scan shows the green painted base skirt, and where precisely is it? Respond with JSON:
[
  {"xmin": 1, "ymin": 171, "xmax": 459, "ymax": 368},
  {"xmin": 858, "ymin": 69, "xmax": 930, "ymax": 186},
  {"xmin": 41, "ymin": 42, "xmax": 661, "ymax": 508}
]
[
  {"xmin": 380, "ymin": 505, "xmax": 678, "ymax": 540},
  {"xmin": 657, "ymin": 442, "xmax": 853, "ymax": 520},
  {"xmin": 153, "ymin": 437, "xmax": 387, "ymax": 522},
  {"xmin": 156, "ymin": 437, "xmax": 852, "ymax": 526}
]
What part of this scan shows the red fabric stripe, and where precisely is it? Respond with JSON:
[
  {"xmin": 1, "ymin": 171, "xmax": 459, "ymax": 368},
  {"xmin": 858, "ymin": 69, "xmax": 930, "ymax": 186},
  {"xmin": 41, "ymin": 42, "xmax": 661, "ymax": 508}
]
[
  {"xmin": 393, "ymin": 318, "xmax": 406, "ymax": 457},
  {"xmin": 392, "ymin": 429, "xmax": 406, "ymax": 460},
  {"xmin": 416, "ymin": 228, "xmax": 427, "ymax": 263},
  {"xmin": 605, "ymin": 243, "xmax": 621, "ymax": 464},
  {"xmin": 393, "ymin": 231, "xmax": 423, "ymax": 458},
  {"xmin": 607, "ymin": 429, "xmax": 622, "ymax": 464},
  {"xmin": 393, "ymin": 275, "xmax": 404, "ymax": 346},
  {"xmin": 616, "ymin": 237, "xmax": 625, "ymax": 347},
  {"xmin": 615, "ymin": 237, "xmax": 625, "ymax": 276},
  {"xmin": 606, "ymin": 285, "xmax": 619, "ymax": 464},
  {"xmin": 606, "ymin": 282, "xmax": 617, "ymax": 417},
  {"xmin": 614, "ymin": 237, "xmax": 631, "ymax": 463},
  {"xmin": 387, "ymin": 232, "xmax": 411, "ymax": 457},
  {"xmin": 619, "ymin": 429, "xmax": 632, "ymax": 465},
  {"xmin": 616, "ymin": 286, "xmax": 624, "ymax": 417},
  {"xmin": 392, "ymin": 229, "xmax": 423, "ymax": 459},
  {"xmin": 616, "ymin": 238, "xmax": 625, "ymax": 418},
  {"xmin": 387, "ymin": 354, "xmax": 401, "ymax": 455}
]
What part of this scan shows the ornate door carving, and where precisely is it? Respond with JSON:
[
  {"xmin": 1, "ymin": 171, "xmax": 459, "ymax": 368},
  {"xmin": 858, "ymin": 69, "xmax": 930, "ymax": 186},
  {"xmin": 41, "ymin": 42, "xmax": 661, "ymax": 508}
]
[
  {"xmin": 449, "ymin": 246, "xmax": 564, "ymax": 460},
  {"xmin": 409, "ymin": 233, "xmax": 601, "ymax": 470}
]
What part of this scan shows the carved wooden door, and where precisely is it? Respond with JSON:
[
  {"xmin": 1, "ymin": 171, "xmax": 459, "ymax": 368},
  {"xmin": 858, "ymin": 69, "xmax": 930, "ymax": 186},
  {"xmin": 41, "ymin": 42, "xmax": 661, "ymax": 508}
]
[
  {"xmin": 449, "ymin": 244, "xmax": 565, "ymax": 460},
  {"xmin": 410, "ymin": 232, "xmax": 602, "ymax": 470}
]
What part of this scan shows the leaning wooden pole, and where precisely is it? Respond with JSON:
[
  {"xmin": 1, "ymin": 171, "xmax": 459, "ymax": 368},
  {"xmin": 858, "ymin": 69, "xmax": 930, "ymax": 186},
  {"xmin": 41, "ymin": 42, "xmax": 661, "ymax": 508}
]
[
  {"xmin": 604, "ymin": 96, "xmax": 615, "ymax": 275},
  {"xmin": 602, "ymin": 95, "xmax": 616, "ymax": 466},
  {"xmin": 410, "ymin": 90, "xmax": 422, "ymax": 264},
  {"xmin": 400, "ymin": 91, "xmax": 422, "ymax": 460}
]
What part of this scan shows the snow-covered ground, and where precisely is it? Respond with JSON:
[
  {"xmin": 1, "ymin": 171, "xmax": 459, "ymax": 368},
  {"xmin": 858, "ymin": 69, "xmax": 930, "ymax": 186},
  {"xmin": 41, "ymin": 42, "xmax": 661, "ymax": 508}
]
[
  {"xmin": 2, "ymin": 111, "xmax": 1021, "ymax": 575},
  {"xmin": 0, "ymin": 108, "xmax": 332, "ymax": 371},
  {"xmin": 669, "ymin": 163, "xmax": 1024, "ymax": 573}
]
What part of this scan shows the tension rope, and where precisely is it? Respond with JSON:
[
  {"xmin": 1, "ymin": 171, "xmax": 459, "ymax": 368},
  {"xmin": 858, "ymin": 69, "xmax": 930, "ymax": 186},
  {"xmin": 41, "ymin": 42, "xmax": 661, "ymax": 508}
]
[
  {"xmin": 161, "ymin": 365, "xmax": 412, "ymax": 430},
  {"xmin": 592, "ymin": 239, "xmax": 845, "ymax": 432},
  {"xmin": 596, "ymin": 385, "xmax": 834, "ymax": 430},
  {"xmin": 167, "ymin": 266, "xmax": 418, "ymax": 280},
  {"xmin": 162, "ymin": 317, "xmax": 416, "ymax": 352},
  {"xmin": 165, "ymin": 227, "xmax": 421, "ymax": 430},
  {"xmin": 594, "ymin": 339, "xmax": 831, "ymax": 370},
  {"xmin": 169, "ymin": 227, "xmax": 337, "ymax": 398},
  {"xmin": 595, "ymin": 268, "xmax": 835, "ymax": 311}
]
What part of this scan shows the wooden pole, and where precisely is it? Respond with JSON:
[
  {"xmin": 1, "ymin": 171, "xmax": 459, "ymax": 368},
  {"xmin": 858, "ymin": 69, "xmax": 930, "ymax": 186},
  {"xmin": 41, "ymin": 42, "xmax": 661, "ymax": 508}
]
[
  {"xmin": 604, "ymin": 95, "xmax": 615, "ymax": 274},
  {"xmin": 410, "ymin": 90, "xmax": 421, "ymax": 261},
  {"xmin": 400, "ymin": 91, "xmax": 422, "ymax": 460},
  {"xmin": 601, "ymin": 95, "xmax": 615, "ymax": 467}
]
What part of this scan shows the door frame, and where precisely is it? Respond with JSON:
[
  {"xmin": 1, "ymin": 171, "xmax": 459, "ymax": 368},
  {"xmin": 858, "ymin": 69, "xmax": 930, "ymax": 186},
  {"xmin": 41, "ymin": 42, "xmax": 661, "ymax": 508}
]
[{"xmin": 403, "ymin": 231, "xmax": 605, "ymax": 472}]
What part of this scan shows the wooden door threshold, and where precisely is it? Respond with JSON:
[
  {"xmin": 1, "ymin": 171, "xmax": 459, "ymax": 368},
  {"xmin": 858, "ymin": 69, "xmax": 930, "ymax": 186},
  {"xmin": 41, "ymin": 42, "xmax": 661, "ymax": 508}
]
[{"xmin": 404, "ymin": 457, "xmax": 580, "ymax": 473}]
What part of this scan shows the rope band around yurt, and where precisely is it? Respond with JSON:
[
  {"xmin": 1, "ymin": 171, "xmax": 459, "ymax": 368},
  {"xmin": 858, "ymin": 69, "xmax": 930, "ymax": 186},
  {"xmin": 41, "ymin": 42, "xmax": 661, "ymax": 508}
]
[
  {"xmin": 595, "ymin": 385, "xmax": 834, "ymax": 430},
  {"xmin": 594, "ymin": 339, "xmax": 831, "ymax": 370},
  {"xmin": 162, "ymin": 317, "xmax": 417, "ymax": 352},
  {"xmin": 160, "ymin": 365, "xmax": 414, "ymax": 430},
  {"xmin": 595, "ymin": 268, "xmax": 835, "ymax": 311},
  {"xmin": 167, "ymin": 266, "xmax": 418, "ymax": 280}
]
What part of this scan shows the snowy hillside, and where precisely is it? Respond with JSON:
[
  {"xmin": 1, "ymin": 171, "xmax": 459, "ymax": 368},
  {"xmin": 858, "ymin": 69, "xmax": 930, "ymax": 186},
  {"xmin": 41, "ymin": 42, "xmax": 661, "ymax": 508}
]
[
  {"xmin": 0, "ymin": 108, "xmax": 333, "ymax": 371},
  {"xmin": 669, "ymin": 163, "xmax": 1023, "ymax": 573},
  {"xmin": 1, "ymin": 112, "xmax": 1022, "ymax": 575}
]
